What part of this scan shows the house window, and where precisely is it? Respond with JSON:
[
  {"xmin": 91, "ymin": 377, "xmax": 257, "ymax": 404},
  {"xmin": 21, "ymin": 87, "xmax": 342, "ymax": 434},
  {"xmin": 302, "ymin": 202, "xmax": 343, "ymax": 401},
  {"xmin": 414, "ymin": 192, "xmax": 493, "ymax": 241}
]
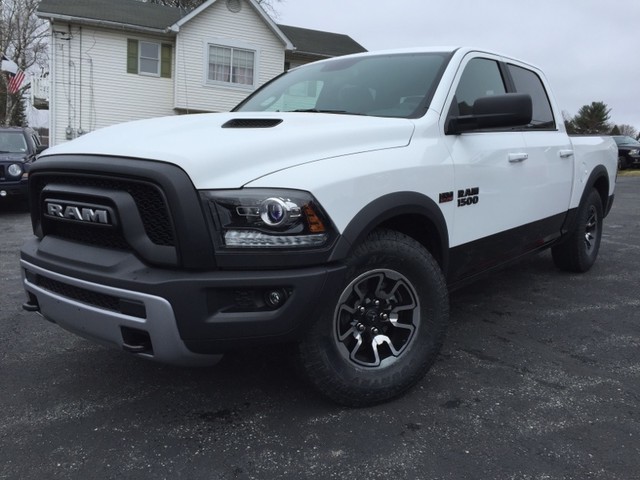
[
  {"xmin": 127, "ymin": 39, "xmax": 172, "ymax": 78},
  {"xmin": 139, "ymin": 41, "xmax": 160, "ymax": 76},
  {"xmin": 208, "ymin": 45, "xmax": 255, "ymax": 86}
]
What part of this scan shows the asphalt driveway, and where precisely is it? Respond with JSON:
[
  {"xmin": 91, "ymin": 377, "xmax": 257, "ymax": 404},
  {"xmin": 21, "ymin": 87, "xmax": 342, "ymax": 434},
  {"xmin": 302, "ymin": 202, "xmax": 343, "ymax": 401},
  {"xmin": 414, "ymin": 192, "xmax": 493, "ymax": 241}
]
[{"xmin": 1, "ymin": 177, "xmax": 638, "ymax": 480}]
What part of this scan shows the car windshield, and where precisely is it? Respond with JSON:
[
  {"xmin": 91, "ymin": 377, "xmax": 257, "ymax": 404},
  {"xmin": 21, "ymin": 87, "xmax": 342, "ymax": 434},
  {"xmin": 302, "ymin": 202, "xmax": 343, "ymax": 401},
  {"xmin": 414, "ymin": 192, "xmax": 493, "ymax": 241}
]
[
  {"xmin": 0, "ymin": 131, "xmax": 28, "ymax": 153},
  {"xmin": 235, "ymin": 52, "xmax": 451, "ymax": 119},
  {"xmin": 613, "ymin": 135, "xmax": 640, "ymax": 146}
]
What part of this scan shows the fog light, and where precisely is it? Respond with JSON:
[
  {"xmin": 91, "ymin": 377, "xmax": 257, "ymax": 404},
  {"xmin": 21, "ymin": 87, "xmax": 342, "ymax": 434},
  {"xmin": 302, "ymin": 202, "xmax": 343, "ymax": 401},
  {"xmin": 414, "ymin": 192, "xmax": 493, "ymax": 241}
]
[
  {"xmin": 265, "ymin": 289, "xmax": 287, "ymax": 309},
  {"xmin": 0, "ymin": 190, "xmax": 6, "ymax": 197}
]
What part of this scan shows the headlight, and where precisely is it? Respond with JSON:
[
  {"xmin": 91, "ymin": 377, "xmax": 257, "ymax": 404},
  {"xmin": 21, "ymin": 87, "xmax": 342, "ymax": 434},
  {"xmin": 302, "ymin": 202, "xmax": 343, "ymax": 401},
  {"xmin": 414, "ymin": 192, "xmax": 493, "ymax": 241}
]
[
  {"xmin": 630, "ymin": 149, "xmax": 640, "ymax": 155},
  {"xmin": 203, "ymin": 189, "xmax": 334, "ymax": 249},
  {"xmin": 7, "ymin": 163, "xmax": 23, "ymax": 177}
]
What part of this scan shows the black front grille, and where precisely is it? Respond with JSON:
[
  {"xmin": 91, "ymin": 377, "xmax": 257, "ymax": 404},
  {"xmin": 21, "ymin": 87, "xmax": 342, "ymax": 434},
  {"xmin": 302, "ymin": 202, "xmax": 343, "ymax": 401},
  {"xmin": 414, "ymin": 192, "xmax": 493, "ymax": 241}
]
[
  {"xmin": 33, "ymin": 174, "xmax": 176, "ymax": 248},
  {"xmin": 47, "ymin": 221, "xmax": 130, "ymax": 250},
  {"xmin": 36, "ymin": 274, "xmax": 146, "ymax": 318},
  {"xmin": 37, "ymin": 274, "xmax": 120, "ymax": 312}
]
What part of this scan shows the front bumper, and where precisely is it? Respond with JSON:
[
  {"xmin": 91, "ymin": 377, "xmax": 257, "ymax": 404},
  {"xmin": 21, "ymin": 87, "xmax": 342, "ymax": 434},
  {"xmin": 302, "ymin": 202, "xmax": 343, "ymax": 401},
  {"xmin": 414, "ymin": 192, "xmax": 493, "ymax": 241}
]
[
  {"xmin": 21, "ymin": 236, "xmax": 346, "ymax": 365},
  {"xmin": 0, "ymin": 178, "xmax": 28, "ymax": 198}
]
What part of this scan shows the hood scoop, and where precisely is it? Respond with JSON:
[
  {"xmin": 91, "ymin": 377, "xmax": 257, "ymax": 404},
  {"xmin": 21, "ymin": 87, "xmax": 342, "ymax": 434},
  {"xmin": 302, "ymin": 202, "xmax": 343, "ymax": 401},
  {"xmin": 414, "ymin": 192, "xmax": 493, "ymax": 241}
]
[{"xmin": 222, "ymin": 118, "xmax": 283, "ymax": 129}]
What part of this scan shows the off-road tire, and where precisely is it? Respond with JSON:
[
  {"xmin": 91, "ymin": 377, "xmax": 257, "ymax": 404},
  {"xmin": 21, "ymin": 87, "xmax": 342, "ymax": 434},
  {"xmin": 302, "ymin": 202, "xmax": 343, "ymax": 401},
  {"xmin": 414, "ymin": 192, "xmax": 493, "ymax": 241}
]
[
  {"xmin": 296, "ymin": 229, "xmax": 449, "ymax": 407},
  {"xmin": 552, "ymin": 189, "xmax": 603, "ymax": 273}
]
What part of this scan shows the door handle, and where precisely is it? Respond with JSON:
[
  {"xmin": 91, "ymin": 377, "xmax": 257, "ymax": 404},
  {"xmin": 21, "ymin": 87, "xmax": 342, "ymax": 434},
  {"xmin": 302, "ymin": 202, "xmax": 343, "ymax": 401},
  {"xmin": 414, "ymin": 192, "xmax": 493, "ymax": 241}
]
[
  {"xmin": 559, "ymin": 149, "xmax": 574, "ymax": 158},
  {"xmin": 508, "ymin": 153, "xmax": 528, "ymax": 163}
]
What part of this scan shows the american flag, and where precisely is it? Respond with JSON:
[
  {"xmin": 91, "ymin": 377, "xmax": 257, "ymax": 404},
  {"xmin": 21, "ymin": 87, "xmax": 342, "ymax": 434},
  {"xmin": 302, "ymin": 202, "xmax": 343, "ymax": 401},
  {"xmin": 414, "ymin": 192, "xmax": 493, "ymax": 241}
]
[
  {"xmin": 7, "ymin": 69, "xmax": 25, "ymax": 94},
  {"xmin": 1, "ymin": 54, "xmax": 25, "ymax": 94}
]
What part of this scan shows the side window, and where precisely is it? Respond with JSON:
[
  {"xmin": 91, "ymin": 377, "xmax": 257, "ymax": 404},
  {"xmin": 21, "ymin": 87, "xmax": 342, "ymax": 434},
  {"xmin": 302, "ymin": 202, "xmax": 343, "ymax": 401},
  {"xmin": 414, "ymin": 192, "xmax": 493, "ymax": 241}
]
[
  {"xmin": 452, "ymin": 58, "xmax": 506, "ymax": 116},
  {"xmin": 139, "ymin": 41, "xmax": 160, "ymax": 76},
  {"xmin": 507, "ymin": 64, "xmax": 555, "ymax": 128},
  {"xmin": 127, "ymin": 39, "xmax": 172, "ymax": 78}
]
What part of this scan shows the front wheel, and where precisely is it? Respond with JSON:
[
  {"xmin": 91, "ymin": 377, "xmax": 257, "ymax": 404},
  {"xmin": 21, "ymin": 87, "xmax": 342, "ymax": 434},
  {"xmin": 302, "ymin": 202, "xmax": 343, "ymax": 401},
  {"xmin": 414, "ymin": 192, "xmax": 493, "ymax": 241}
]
[
  {"xmin": 618, "ymin": 156, "xmax": 628, "ymax": 170},
  {"xmin": 552, "ymin": 189, "xmax": 603, "ymax": 273},
  {"xmin": 296, "ymin": 230, "xmax": 449, "ymax": 407}
]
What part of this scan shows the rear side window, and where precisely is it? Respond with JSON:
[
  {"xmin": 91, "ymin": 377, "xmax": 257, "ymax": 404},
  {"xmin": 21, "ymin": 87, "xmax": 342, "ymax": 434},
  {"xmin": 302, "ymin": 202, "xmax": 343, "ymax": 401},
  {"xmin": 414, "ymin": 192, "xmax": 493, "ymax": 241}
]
[
  {"xmin": 452, "ymin": 58, "xmax": 506, "ymax": 116},
  {"xmin": 507, "ymin": 64, "xmax": 555, "ymax": 129}
]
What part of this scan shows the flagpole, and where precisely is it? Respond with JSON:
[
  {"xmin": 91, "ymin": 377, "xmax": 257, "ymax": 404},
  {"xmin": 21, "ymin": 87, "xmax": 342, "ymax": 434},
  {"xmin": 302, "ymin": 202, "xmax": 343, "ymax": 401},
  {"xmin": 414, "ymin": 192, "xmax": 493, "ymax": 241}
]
[{"xmin": 4, "ymin": 79, "xmax": 9, "ymax": 127}]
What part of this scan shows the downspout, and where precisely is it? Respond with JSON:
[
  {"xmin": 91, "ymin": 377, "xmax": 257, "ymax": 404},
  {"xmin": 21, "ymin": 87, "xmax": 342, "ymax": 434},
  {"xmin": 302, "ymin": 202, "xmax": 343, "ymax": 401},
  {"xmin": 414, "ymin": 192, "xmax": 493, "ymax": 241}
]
[
  {"xmin": 49, "ymin": 22, "xmax": 56, "ymax": 145},
  {"xmin": 79, "ymin": 25, "xmax": 83, "ymax": 135},
  {"xmin": 66, "ymin": 23, "xmax": 72, "ymax": 140}
]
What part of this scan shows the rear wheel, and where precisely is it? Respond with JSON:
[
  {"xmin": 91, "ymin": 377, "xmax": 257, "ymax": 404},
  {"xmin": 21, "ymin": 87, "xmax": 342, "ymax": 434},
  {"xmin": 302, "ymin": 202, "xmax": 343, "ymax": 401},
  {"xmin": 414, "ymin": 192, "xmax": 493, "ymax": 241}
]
[
  {"xmin": 296, "ymin": 229, "xmax": 449, "ymax": 407},
  {"xmin": 552, "ymin": 189, "xmax": 603, "ymax": 273}
]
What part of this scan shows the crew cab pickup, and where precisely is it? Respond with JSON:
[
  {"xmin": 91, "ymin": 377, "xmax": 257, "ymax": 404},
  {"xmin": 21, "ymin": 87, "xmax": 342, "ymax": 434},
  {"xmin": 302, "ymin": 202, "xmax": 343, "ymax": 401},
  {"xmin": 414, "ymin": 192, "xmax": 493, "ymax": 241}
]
[{"xmin": 20, "ymin": 47, "xmax": 617, "ymax": 406}]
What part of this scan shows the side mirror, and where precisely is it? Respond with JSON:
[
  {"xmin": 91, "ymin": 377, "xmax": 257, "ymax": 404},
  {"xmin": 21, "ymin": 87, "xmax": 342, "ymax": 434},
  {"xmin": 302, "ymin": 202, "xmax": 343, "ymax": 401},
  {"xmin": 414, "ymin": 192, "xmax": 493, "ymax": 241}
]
[{"xmin": 446, "ymin": 93, "xmax": 532, "ymax": 134}]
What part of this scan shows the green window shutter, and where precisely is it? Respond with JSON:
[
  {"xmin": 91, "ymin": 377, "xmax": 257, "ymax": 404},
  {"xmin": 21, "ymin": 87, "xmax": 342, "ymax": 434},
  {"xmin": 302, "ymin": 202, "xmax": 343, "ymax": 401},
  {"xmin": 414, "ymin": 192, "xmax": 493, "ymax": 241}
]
[
  {"xmin": 127, "ymin": 39, "xmax": 138, "ymax": 74},
  {"xmin": 161, "ymin": 44, "xmax": 172, "ymax": 78}
]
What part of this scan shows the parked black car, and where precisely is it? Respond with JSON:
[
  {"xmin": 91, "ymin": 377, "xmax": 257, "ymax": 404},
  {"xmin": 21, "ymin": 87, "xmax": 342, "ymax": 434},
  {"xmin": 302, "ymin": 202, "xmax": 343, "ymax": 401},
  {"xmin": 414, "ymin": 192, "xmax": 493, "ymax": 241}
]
[
  {"xmin": 0, "ymin": 127, "xmax": 45, "ymax": 200},
  {"xmin": 613, "ymin": 135, "xmax": 640, "ymax": 170}
]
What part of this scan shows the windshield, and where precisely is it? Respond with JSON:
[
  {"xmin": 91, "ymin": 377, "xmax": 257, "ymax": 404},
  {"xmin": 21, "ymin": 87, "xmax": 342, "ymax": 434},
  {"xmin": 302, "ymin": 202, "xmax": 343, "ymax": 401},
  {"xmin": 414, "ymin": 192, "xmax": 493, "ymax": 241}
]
[
  {"xmin": 0, "ymin": 131, "xmax": 28, "ymax": 154},
  {"xmin": 613, "ymin": 135, "xmax": 640, "ymax": 146},
  {"xmin": 235, "ymin": 52, "xmax": 451, "ymax": 119}
]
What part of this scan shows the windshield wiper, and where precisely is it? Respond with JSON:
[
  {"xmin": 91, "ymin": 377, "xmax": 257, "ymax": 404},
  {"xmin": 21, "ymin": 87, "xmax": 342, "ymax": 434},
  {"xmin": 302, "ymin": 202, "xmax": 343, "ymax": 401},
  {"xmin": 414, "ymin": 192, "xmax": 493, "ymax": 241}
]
[{"xmin": 289, "ymin": 108, "xmax": 364, "ymax": 115}]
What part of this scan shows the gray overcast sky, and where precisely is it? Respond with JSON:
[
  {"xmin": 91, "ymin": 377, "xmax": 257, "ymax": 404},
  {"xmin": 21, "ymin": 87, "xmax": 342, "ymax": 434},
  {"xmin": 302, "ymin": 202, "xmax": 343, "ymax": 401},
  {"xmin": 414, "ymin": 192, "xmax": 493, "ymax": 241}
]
[{"xmin": 278, "ymin": 0, "xmax": 640, "ymax": 132}]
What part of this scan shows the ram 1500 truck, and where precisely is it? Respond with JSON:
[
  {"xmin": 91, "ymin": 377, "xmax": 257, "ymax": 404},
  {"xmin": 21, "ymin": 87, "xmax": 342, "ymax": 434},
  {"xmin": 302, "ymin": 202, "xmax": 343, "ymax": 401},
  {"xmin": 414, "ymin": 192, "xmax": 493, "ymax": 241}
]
[{"xmin": 20, "ymin": 47, "xmax": 617, "ymax": 406}]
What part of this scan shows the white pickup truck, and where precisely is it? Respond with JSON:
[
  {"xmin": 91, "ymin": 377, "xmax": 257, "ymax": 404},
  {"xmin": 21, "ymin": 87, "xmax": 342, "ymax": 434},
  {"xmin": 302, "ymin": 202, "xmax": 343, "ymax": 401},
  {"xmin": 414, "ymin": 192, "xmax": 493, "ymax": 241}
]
[{"xmin": 20, "ymin": 47, "xmax": 617, "ymax": 406}]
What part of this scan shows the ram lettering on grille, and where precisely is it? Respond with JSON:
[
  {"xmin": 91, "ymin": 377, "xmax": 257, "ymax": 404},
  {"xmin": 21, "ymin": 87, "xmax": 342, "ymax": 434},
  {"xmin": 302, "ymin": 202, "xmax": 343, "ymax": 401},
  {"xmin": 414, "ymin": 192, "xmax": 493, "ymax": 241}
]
[{"xmin": 45, "ymin": 202, "xmax": 110, "ymax": 225}]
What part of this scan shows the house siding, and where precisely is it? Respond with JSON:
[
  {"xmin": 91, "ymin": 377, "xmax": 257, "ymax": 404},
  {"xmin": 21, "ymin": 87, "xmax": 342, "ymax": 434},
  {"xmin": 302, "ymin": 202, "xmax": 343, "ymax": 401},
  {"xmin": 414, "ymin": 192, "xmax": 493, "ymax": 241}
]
[
  {"xmin": 175, "ymin": 0, "xmax": 285, "ymax": 112},
  {"xmin": 49, "ymin": 24, "xmax": 175, "ymax": 145}
]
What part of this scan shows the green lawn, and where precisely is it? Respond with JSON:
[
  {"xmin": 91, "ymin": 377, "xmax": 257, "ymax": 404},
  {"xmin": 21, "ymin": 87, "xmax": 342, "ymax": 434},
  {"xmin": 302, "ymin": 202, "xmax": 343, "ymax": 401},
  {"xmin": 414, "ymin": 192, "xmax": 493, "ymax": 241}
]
[{"xmin": 618, "ymin": 169, "xmax": 640, "ymax": 177}]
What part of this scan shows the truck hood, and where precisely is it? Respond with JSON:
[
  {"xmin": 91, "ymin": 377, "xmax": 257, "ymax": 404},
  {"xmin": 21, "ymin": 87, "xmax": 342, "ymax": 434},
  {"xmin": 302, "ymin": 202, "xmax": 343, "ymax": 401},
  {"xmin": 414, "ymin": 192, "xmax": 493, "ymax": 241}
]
[
  {"xmin": 42, "ymin": 112, "xmax": 415, "ymax": 189},
  {"xmin": 0, "ymin": 153, "xmax": 27, "ymax": 162}
]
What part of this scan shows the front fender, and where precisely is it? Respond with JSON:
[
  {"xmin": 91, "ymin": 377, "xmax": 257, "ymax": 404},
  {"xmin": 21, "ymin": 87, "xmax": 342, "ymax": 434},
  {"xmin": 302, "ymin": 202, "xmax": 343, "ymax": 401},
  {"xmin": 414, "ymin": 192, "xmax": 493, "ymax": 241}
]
[{"xmin": 328, "ymin": 191, "xmax": 449, "ymax": 274}]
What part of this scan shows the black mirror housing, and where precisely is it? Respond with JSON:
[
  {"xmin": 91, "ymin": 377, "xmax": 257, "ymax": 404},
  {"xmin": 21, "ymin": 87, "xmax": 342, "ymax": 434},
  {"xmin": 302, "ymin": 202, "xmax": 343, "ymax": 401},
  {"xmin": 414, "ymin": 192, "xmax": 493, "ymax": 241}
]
[{"xmin": 447, "ymin": 93, "xmax": 533, "ymax": 134}]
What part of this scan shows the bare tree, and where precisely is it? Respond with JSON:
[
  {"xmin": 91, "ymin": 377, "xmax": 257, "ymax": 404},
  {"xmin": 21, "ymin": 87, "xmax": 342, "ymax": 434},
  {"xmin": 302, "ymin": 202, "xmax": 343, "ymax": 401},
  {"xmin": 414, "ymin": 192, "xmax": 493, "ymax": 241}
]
[
  {"xmin": 616, "ymin": 124, "xmax": 638, "ymax": 138},
  {"xmin": 0, "ymin": 0, "xmax": 48, "ymax": 125}
]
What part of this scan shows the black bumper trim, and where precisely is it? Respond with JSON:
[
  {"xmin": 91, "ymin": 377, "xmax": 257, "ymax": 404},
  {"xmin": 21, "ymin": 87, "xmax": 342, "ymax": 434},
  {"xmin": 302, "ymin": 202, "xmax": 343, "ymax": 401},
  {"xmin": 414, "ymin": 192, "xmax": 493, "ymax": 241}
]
[{"xmin": 21, "ymin": 236, "xmax": 347, "ymax": 354}]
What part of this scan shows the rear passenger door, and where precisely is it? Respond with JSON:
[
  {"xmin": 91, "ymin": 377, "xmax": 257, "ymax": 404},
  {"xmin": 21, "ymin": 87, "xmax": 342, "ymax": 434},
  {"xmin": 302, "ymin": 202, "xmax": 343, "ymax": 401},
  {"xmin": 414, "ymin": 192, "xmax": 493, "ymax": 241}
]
[
  {"xmin": 506, "ymin": 62, "xmax": 573, "ymax": 220},
  {"xmin": 442, "ymin": 53, "xmax": 568, "ymax": 280}
]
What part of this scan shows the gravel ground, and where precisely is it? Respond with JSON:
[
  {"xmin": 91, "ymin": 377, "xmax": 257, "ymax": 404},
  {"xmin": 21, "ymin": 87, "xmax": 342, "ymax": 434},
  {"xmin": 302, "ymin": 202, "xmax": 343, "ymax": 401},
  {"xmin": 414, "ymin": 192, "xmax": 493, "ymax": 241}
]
[{"xmin": 1, "ymin": 177, "xmax": 638, "ymax": 480}]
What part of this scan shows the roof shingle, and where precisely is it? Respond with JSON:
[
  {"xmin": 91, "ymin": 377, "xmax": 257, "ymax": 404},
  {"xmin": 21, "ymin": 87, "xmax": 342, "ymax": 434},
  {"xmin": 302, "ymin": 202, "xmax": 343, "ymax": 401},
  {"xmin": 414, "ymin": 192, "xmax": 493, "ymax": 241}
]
[
  {"xmin": 37, "ymin": 0, "xmax": 366, "ymax": 55},
  {"xmin": 38, "ymin": 0, "xmax": 184, "ymax": 31},
  {"xmin": 278, "ymin": 24, "xmax": 367, "ymax": 57}
]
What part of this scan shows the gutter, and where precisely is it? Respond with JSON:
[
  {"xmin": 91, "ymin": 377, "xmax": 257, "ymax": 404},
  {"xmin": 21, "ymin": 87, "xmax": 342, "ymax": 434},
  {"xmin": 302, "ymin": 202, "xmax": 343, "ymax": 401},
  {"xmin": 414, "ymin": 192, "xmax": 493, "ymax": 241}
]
[
  {"xmin": 37, "ymin": 12, "xmax": 177, "ymax": 36},
  {"xmin": 288, "ymin": 50, "xmax": 333, "ymax": 59}
]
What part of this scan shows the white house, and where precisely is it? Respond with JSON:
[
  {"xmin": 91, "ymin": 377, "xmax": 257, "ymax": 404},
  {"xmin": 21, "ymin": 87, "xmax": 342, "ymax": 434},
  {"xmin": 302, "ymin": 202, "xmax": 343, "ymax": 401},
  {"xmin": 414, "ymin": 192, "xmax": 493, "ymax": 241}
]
[{"xmin": 36, "ymin": 0, "xmax": 366, "ymax": 146}]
